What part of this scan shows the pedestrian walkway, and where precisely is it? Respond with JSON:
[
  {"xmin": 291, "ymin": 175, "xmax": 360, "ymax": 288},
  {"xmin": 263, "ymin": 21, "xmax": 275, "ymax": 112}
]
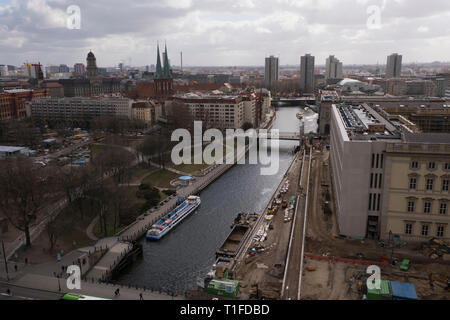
[
  {"xmin": 10, "ymin": 274, "xmax": 183, "ymax": 300},
  {"xmin": 85, "ymin": 242, "xmax": 132, "ymax": 281},
  {"xmin": 86, "ymin": 216, "xmax": 99, "ymax": 241}
]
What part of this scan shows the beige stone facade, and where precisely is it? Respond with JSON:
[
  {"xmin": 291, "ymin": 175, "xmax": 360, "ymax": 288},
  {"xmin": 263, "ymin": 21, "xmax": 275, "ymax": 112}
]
[{"xmin": 381, "ymin": 143, "xmax": 450, "ymax": 241}]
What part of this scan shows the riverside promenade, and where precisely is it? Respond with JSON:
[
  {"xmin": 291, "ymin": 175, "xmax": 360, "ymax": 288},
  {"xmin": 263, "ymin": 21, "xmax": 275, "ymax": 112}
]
[
  {"xmin": 84, "ymin": 111, "xmax": 277, "ymax": 284},
  {"xmin": 0, "ymin": 111, "xmax": 277, "ymax": 300}
]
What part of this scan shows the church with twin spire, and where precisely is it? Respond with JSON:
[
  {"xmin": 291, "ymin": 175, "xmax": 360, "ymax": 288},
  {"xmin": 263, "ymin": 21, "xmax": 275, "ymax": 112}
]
[{"xmin": 153, "ymin": 43, "xmax": 173, "ymax": 99}]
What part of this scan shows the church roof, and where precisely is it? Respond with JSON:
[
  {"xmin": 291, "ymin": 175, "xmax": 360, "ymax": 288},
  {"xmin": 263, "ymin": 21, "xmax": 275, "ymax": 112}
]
[
  {"xmin": 163, "ymin": 43, "xmax": 172, "ymax": 79},
  {"xmin": 154, "ymin": 45, "xmax": 163, "ymax": 80}
]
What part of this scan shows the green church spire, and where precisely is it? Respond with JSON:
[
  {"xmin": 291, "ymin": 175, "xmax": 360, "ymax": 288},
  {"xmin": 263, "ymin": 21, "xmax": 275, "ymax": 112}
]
[
  {"xmin": 155, "ymin": 43, "xmax": 163, "ymax": 80},
  {"xmin": 163, "ymin": 43, "xmax": 172, "ymax": 79}
]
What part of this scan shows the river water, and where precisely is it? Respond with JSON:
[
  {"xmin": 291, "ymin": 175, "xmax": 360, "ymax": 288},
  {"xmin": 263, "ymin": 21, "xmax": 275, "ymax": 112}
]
[{"xmin": 116, "ymin": 106, "xmax": 317, "ymax": 293}]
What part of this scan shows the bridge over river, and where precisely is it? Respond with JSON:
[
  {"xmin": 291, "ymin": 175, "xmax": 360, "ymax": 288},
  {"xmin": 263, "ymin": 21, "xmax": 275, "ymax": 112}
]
[{"xmin": 272, "ymin": 96, "xmax": 316, "ymax": 106}]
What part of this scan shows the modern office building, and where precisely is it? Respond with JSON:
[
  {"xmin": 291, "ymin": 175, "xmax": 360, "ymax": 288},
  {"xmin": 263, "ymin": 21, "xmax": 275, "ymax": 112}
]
[
  {"xmin": 264, "ymin": 55, "xmax": 279, "ymax": 89},
  {"xmin": 329, "ymin": 103, "xmax": 450, "ymax": 241},
  {"xmin": 74, "ymin": 63, "xmax": 86, "ymax": 77},
  {"xmin": 325, "ymin": 55, "xmax": 343, "ymax": 80},
  {"xmin": 300, "ymin": 54, "xmax": 315, "ymax": 94},
  {"xmin": 386, "ymin": 53, "xmax": 402, "ymax": 79}
]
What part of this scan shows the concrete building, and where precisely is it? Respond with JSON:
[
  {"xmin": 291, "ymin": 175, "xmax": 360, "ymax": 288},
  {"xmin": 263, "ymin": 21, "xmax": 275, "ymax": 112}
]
[
  {"xmin": 318, "ymin": 90, "xmax": 341, "ymax": 135},
  {"xmin": 172, "ymin": 93, "xmax": 250, "ymax": 130},
  {"xmin": 435, "ymin": 78, "xmax": 447, "ymax": 98},
  {"xmin": 385, "ymin": 78, "xmax": 407, "ymax": 96},
  {"xmin": 386, "ymin": 53, "xmax": 402, "ymax": 79},
  {"xmin": 379, "ymin": 101, "xmax": 450, "ymax": 133},
  {"xmin": 28, "ymin": 97, "xmax": 133, "ymax": 123},
  {"xmin": 330, "ymin": 103, "xmax": 450, "ymax": 241},
  {"xmin": 325, "ymin": 55, "xmax": 343, "ymax": 80},
  {"xmin": 265, "ymin": 56, "xmax": 279, "ymax": 89},
  {"xmin": 300, "ymin": 54, "xmax": 315, "ymax": 94}
]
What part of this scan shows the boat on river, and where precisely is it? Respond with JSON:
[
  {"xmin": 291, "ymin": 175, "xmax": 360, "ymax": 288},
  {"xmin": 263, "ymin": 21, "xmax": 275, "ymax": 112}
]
[{"xmin": 146, "ymin": 196, "xmax": 201, "ymax": 240}]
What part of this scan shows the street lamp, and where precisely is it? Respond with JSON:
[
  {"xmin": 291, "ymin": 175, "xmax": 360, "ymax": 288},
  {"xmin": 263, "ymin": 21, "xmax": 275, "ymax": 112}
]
[
  {"xmin": 1, "ymin": 241, "xmax": 9, "ymax": 282},
  {"xmin": 57, "ymin": 274, "xmax": 61, "ymax": 292}
]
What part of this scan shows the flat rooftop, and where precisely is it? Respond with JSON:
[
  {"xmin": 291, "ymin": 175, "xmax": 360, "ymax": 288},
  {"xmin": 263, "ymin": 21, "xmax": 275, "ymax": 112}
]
[
  {"xmin": 336, "ymin": 103, "xmax": 401, "ymax": 140},
  {"xmin": 0, "ymin": 146, "xmax": 26, "ymax": 153},
  {"xmin": 403, "ymin": 132, "xmax": 450, "ymax": 144}
]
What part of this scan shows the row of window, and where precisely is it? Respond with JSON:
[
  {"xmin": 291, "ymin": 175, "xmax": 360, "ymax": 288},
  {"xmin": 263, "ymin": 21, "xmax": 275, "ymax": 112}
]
[
  {"xmin": 368, "ymin": 193, "xmax": 381, "ymax": 211},
  {"xmin": 411, "ymin": 161, "xmax": 450, "ymax": 171},
  {"xmin": 407, "ymin": 200, "xmax": 448, "ymax": 215},
  {"xmin": 370, "ymin": 173, "xmax": 383, "ymax": 189},
  {"xmin": 409, "ymin": 177, "xmax": 449, "ymax": 192},
  {"xmin": 405, "ymin": 223, "xmax": 446, "ymax": 238},
  {"xmin": 371, "ymin": 153, "xmax": 384, "ymax": 169}
]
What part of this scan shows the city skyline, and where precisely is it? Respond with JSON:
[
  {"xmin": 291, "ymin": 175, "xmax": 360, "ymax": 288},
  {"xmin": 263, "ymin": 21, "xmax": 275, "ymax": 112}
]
[{"xmin": 0, "ymin": 0, "xmax": 449, "ymax": 67}]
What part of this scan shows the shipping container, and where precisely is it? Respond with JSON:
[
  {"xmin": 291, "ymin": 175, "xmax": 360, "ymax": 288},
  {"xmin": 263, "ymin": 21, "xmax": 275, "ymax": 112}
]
[
  {"xmin": 390, "ymin": 281, "xmax": 418, "ymax": 300},
  {"xmin": 367, "ymin": 280, "xmax": 392, "ymax": 300}
]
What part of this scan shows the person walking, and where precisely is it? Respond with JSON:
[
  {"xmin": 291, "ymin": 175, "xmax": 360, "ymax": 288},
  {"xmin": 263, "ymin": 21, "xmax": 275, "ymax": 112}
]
[
  {"xmin": 114, "ymin": 288, "xmax": 120, "ymax": 297},
  {"xmin": 139, "ymin": 293, "xmax": 144, "ymax": 300}
]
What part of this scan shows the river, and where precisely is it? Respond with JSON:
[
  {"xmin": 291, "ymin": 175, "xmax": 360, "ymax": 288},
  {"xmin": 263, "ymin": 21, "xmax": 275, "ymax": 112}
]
[{"xmin": 115, "ymin": 106, "xmax": 317, "ymax": 293}]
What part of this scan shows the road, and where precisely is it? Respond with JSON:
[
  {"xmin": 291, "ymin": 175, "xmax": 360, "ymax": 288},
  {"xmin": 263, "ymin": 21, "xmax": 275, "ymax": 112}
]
[
  {"xmin": 0, "ymin": 282, "xmax": 61, "ymax": 300},
  {"xmin": 282, "ymin": 147, "xmax": 312, "ymax": 300}
]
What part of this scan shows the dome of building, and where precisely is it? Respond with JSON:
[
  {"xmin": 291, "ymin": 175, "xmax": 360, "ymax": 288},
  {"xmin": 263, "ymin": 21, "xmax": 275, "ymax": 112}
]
[{"xmin": 338, "ymin": 78, "xmax": 363, "ymax": 86}]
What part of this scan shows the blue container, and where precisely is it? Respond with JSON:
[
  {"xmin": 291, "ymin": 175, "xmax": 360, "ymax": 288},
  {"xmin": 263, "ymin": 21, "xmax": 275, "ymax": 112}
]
[{"xmin": 390, "ymin": 281, "xmax": 418, "ymax": 300}]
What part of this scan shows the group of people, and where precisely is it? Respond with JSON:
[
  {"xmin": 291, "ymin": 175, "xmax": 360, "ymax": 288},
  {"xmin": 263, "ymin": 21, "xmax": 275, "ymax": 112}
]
[{"xmin": 114, "ymin": 288, "xmax": 144, "ymax": 300}]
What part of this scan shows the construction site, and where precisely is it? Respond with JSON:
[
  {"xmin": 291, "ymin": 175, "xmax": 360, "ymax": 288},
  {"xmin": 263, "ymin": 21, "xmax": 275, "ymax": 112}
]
[{"xmin": 230, "ymin": 141, "xmax": 450, "ymax": 300}]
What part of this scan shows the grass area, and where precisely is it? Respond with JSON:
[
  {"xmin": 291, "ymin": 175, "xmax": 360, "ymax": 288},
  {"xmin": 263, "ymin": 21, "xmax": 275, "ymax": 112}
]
[
  {"xmin": 60, "ymin": 228, "xmax": 97, "ymax": 249},
  {"xmin": 90, "ymin": 144, "xmax": 105, "ymax": 159},
  {"xmin": 93, "ymin": 187, "xmax": 170, "ymax": 238},
  {"xmin": 167, "ymin": 143, "xmax": 236, "ymax": 174},
  {"xmin": 170, "ymin": 163, "xmax": 210, "ymax": 174},
  {"xmin": 126, "ymin": 166, "xmax": 155, "ymax": 183},
  {"xmin": 94, "ymin": 222, "xmax": 128, "ymax": 239},
  {"xmin": 142, "ymin": 169, "xmax": 180, "ymax": 189}
]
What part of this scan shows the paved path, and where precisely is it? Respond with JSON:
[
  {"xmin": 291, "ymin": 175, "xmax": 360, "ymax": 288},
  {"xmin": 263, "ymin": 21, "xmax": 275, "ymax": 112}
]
[
  {"xmin": 6, "ymin": 274, "xmax": 183, "ymax": 300},
  {"xmin": 86, "ymin": 216, "xmax": 99, "ymax": 241}
]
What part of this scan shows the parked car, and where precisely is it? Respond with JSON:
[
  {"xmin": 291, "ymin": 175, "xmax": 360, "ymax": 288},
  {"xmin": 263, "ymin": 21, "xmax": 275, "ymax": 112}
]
[{"xmin": 400, "ymin": 259, "xmax": 411, "ymax": 271}]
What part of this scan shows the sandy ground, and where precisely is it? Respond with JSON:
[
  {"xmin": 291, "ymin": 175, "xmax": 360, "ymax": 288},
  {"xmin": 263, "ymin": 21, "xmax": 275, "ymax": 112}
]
[
  {"xmin": 301, "ymin": 147, "xmax": 450, "ymax": 300},
  {"xmin": 236, "ymin": 154, "xmax": 303, "ymax": 300}
]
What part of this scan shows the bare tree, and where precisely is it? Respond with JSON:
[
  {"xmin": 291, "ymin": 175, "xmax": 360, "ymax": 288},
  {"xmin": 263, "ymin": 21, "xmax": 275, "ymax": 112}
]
[
  {"xmin": 137, "ymin": 134, "xmax": 171, "ymax": 169},
  {"xmin": 0, "ymin": 159, "xmax": 55, "ymax": 247},
  {"xmin": 169, "ymin": 101, "xmax": 194, "ymax": 133},
  {"xmin": 45, "ymin": 207, "xmax": 74, "ymax": 252}
]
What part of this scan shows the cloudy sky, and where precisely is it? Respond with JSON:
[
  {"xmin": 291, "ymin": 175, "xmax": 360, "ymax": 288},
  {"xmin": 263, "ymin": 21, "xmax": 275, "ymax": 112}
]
[{"xmin": 0, "ymin": 0, "xmax": 449, "ymax": 67}]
